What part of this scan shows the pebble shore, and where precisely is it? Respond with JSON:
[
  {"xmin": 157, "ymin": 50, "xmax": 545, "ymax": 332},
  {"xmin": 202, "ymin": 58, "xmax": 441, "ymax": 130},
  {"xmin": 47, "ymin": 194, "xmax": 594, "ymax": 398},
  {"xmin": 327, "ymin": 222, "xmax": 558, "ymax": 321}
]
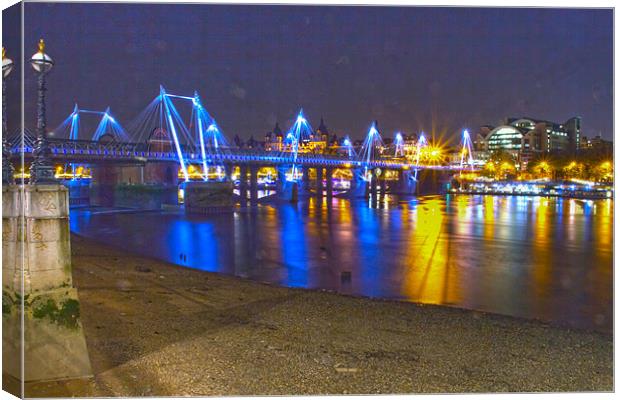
[{"xmin": 10, "ymin": 234, "xmax": 613, "ymax": 396}]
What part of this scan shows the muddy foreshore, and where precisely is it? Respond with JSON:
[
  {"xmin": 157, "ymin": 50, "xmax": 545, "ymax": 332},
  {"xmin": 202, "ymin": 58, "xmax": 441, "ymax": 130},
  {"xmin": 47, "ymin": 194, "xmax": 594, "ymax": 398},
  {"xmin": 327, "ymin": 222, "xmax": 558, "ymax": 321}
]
[{"xmin": 7, "ymin": 233, "xmax": 613, "ymax": 396}]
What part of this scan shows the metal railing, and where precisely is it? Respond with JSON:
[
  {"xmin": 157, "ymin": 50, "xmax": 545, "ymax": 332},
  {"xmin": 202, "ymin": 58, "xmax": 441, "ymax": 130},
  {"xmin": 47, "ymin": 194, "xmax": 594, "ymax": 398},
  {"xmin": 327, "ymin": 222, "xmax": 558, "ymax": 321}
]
[{"xmin": 13, "ymin": 136, "xmax": 468, "ymax": 171}]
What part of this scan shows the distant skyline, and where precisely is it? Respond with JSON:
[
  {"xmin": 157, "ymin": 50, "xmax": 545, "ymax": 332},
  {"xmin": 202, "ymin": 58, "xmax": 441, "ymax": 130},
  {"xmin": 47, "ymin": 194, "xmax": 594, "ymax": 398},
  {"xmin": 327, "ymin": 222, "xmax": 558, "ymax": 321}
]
[{"xmin": 3, "ymin": 3, "xmax": 614, "ymax": 142}]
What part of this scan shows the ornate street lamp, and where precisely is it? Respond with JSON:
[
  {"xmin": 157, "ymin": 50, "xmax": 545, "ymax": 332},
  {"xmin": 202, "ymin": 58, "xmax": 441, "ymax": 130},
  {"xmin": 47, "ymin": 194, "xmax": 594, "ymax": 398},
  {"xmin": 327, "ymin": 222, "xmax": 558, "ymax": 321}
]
[
  {"xmin": 29, "ymin": 39, "xmax": 56, "ymax": 184},
  {"xmin": 2, "ymin": 47, "xmax": 14, "ymax": 184}
]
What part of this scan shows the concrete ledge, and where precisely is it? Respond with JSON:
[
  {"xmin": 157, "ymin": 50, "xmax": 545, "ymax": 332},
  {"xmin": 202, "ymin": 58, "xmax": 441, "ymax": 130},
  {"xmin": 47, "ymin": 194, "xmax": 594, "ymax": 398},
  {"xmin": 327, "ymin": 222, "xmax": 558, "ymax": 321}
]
[
  {"xmin": 184, "ymin": 181, "xmax": 233, "ymax": 213},
  {"xmin": 2, "ymin": 183, "xmax": 92, "ymax": 383},
  {"xmin": 90, "ymin": 183, "xmax": 179, "ymax": 209},
  {"xmin": 24, "ymin": 184, "xmax": 69, "ymax": 219},
  {"xmin": 3, "ymin": 287, "xmax": 91, "ymax": 382},
  {"xmin": 2, "ymin": 186, "xmax": 20, "ymax": 218}
]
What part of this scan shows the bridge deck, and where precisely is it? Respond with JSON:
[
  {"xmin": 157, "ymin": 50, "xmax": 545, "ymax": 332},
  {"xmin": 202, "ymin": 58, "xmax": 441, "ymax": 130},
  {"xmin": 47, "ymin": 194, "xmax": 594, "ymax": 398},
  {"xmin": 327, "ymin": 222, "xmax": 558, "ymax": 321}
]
[{"xmin": 12, "ymin": 139, "xmax": 467, "ymax": 171}]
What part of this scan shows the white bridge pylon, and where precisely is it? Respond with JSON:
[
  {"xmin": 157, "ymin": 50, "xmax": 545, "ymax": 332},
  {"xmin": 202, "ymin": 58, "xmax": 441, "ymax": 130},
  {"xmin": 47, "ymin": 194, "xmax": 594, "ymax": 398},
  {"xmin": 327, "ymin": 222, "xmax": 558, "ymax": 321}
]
[
  {"xmin": 357, "ymin": 120, "xmax": 384, "ymax": 180},
  {"xmin": 459, "ymin": 129, "xmax": 475, "ymax": 172},
  {"xmin": 125, "ymin": 85, "xmax": 230, "ymax": 182},
  {"xmin": 53, "ymin": 103, "xmax": 128, "ymax": 143},
  {"xmin": 412, "ymin": 132, "xmax": 428, "ymax": 181},
  {"xmin": 394, "ymin": 131, "xmax": 404, "ymax": 157},
  {"xmin": 280, "ymin": 108, "xmax": 313, "ymax": 181}
]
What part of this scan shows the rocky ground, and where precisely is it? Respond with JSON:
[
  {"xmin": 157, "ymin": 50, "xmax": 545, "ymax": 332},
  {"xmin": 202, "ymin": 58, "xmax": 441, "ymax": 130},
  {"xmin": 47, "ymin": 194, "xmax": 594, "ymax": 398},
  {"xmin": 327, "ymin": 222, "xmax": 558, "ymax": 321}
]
[{"xmin": 7, "ymin": 234, "xmax": 613, "ymax": 397}]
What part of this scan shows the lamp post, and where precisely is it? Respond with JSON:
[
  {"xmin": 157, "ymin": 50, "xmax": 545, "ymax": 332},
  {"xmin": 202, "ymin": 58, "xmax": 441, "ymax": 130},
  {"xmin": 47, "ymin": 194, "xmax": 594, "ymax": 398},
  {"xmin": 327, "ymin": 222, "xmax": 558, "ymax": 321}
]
[
  {"xmin": 2, "ymin": 47, "xmax": 14, "ymax": 184},
  {"xmin": 29, "ymin": 39, "xmax": 56, "ymax": 184}
]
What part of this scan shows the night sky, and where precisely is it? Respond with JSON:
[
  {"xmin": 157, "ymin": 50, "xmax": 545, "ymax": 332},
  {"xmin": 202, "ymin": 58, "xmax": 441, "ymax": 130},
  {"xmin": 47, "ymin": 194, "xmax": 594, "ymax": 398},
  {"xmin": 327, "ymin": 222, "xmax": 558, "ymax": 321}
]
[{"xmin": 3, "ymin": 3, "xmax": 614, "ymax": 142}]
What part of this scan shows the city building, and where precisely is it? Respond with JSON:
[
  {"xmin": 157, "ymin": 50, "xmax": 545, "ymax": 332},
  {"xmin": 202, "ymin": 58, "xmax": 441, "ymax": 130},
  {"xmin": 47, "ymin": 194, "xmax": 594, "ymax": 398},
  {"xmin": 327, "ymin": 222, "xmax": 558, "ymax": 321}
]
[
  {"xmin": 246, "ymin": 135, "xmax": 259, "ymax": 149},
  {"xmin": 302, "ymin": 117, "xmax": 330, "ymax": 153},
  {"xmin": 479, "ymin": 116, "xmax": 582, "ymax": 168},
  {"xmin": 580, "ymin": 134, "xmax": 613, "ymax": 155},
  {"xmin": 263, "ymin": 118, "xmax": 333, "ymax": 153},
  {"xmin": 509, "ymin": 117, "xmax": 580, "ymax": 154},
  {"xmin": 473, "ymin": 125, "xmax": 493, "ymax": 152},
  {"xmin": 264, "ymin": 122, "xmax": 284, "ymax": 151}
]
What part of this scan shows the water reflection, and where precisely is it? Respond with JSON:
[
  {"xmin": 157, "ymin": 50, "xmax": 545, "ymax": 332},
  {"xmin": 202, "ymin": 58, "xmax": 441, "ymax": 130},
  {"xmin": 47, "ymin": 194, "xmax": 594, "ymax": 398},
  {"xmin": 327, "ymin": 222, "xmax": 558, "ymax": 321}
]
[
  {"xmin": 279, "ymin": 204, "xmax": 310, "ymax": 288},
  {"xmin": 70, "ymin": 194, "xmax": 613, "ymax": 332}
]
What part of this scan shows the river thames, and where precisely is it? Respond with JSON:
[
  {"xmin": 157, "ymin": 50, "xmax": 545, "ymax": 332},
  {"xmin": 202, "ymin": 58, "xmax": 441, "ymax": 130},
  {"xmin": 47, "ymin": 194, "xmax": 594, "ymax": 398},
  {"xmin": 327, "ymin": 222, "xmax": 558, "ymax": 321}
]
[{"xmin": 69, "ymin": 194, "xmax": 612, "ymax": 333}]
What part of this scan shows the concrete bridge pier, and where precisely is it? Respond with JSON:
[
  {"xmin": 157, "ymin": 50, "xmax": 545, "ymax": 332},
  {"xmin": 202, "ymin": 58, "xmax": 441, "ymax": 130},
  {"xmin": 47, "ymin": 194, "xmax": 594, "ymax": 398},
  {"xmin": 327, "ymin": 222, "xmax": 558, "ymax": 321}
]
[
  {"xmin": 276, "ymin": 164, "xmax": 298, "ymax": 203},
  {"xmin": 315, "ymin": 167, "xmax": 324, "ymax": 197},
  {"xmin": 238, "ymin": 165, "xmax": 249, "ymax": 201},
  {"xmin": 291, "ymin": 181, "xmax": 299, "ymax": 203},
  {"xmin": 379, "ymin": 174, "xmax": 388, "ymax": 197},
  {"xmin": 415, "ymin": 169, "xmax": 452, "ymax": 195},
  {"xmin": 325, "ymin": 167, "xmax": 334, "ymax": 198},
  {"xmin": 393, "ymin": 169, "xmax": 417, "ymax": 195},
  {"xmin": 143, "ymin": 161, "xmax": 179, "ymax": 186},
  {"xmin": 90, "ymin": 162, "xmax": 178, "ymax": 209},
  {"xmin": 249, "ymin": 166, "xmax": 259, "ymax": 203},
  {"xmin": 369, "ymin": 168, "xmax": 379, "ymax": 198},
  {"xmin": 137, "ymin": 164, "xmax": 145, "ymax": 184},
  {"xmin": 295, "ymin": 167, "xmax": 309, "ymax": 195},
  {"xmin": 90, "ymin": 164, "xmax": 118, "ymax": 207},
  {"xmin": 224, "ymin": 164, "xmax": 234, "ymax": 183},
  {"xmin": 343, "ymin": 167, "xmax": 367, "ymax": 199},
  {"xmin": 183, "ymin": 180, "xmax": 234, "ymax": 214}
]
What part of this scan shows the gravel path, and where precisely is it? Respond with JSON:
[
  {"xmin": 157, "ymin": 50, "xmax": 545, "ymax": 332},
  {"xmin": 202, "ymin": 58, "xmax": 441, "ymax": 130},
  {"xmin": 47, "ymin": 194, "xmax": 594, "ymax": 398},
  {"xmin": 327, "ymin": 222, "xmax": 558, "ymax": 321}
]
[{"xmin": 17, "ymin": 234, "xmax": 613, "ymax": 396}]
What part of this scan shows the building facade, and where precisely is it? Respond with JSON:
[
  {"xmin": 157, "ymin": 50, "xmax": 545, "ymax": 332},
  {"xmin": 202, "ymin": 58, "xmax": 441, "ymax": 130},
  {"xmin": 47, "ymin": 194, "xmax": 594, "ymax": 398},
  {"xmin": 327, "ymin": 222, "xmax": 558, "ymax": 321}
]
[
  {"xmin": 580, "ymin": 134, "xmax": 613, "ymax": 154},
  {"xmin": 479, "ymin": 116, "xmax": 581, "ymax": 167}
]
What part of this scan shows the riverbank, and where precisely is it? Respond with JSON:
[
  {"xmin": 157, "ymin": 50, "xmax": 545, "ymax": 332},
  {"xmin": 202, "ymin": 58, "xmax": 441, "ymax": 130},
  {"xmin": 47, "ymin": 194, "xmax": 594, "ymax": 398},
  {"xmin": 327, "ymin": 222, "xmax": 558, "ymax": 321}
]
[
  {"xmin": 11, "ymin": 234, "xmax": 613, "ymax": 396},
  {"xmin": 452, "ymin": 180, "xmax": 613, "ymax": 199},
  {"xmin": 451, "ymin": 189, "xmax": 612, "ymax": 200}
]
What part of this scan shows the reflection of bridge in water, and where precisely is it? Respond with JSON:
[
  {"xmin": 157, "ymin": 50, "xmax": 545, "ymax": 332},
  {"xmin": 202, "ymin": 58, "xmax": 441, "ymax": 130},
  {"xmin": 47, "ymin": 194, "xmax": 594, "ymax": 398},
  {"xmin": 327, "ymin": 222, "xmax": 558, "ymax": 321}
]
[{"xmin": 10, "ymin": 86, "xmax": 478, "ymax": 208}]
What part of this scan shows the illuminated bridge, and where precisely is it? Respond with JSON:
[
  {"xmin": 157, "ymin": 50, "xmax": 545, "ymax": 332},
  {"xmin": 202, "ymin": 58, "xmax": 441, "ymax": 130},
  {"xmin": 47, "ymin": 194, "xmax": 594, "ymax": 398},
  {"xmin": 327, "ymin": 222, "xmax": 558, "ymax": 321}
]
[
  {"xmin": 14, "ymin": 135, "xmax": 456, "ymax": 171},
  {"xmin": 9, "ymin": 86, "xmax": 478, "ymax": 206}
]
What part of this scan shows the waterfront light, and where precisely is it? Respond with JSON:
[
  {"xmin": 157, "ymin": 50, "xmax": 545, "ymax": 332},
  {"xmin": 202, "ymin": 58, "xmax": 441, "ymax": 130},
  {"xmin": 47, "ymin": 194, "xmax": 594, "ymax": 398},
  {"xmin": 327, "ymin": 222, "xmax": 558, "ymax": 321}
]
[
  {"xmin": 418, "ymin": 145, "xmax": 444, "ymax": 164},
  {"xmin": 593, "ymin": 160, "xmax": 613, "ymax": 182},
  {"xmin": 2, "ymin": 47, "xmax": 13, "ymax": 78},
  {"xmin": 29, "ymin": 39, "xmax": 57, "ymax": 184},
  {"xmin": 30, "ymin": 39, "xmax": 54, "ymax": 73},
  {"xmin": 2, "ymin": 47, "xmax": 14, "ymax": 184}
]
